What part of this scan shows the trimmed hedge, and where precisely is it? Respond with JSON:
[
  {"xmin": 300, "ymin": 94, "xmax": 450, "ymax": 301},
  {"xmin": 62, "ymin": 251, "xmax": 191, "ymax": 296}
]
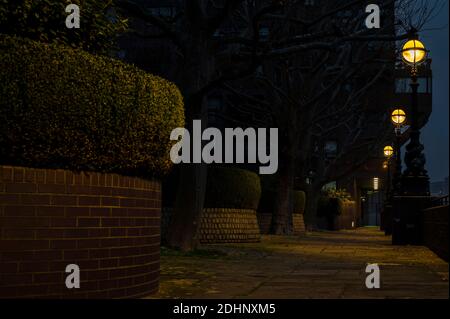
[
  {"xmin": 317, "ymin": 196, "xmax": 344, "ymax": 217},
  {"xmin": 0, "ymin": 35, "xmax": 184, "ymax": 178},
  {"xmin": 258, "ymin": 175, "xmax": 306, "ymax": 214},
  {"xmin": 204, "ymin": 167, "xmax": 261, "ymax": 210},
  {"xmin": 293, "ymin": 190, "xmax": 306, "ymax": 214}
]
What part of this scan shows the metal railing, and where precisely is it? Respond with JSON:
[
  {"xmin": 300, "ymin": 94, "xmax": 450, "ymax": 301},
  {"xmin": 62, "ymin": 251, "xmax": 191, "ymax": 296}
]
[{"xmin": 431, "ymin": 195, "xmax": 449, "ymax": 207}]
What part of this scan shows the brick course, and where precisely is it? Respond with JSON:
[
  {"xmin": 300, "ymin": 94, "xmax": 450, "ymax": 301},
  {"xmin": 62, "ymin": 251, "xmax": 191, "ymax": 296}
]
[
  {"xmin": 162, "ymin": 208, "xmax": 261, "ymax": 244},
  {"xmin": 0, "ymin": 166, "xmax": 161, "ymax": 299}
]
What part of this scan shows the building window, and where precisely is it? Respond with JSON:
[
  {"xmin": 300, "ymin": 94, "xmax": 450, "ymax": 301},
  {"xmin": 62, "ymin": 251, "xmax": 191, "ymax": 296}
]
[
  {"xmin": 324, "ymin": 141, "xmax": 338, "ymax": 158},
  {"xmin": 373, "ymin": 177, "xmax": 380, "ymax": 191},
  {"xmin": 395, "ymin": 78, "xmax": 431, "ymax": 94},
  {"xmin": 208, "ymin": 97, "xmax": 223, "ymax": 112},
  {"xmin": 149, "ymin": 7, "xmax": 176, "ymax": 18},
  {"xmin": 259, "ymin": 27, "xmax": 269, "ymax": 40}
]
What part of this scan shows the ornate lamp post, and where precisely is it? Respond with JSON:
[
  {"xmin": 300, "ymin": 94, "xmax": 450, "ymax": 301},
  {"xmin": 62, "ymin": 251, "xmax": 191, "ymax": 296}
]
[
  {"xmin": 391, "ymin": 109, "xmax": 407, "ymax": 194},
  {"xmin": 400, "ymin": 34, "xmax": 430, "ymax": 195},
  {"xmin": 383, "ymin": 145, "xmax": 394, "ymax": 198},
  {"xmin": 391, "ymin": 33, "xmax": 431, "ymax": 244}
]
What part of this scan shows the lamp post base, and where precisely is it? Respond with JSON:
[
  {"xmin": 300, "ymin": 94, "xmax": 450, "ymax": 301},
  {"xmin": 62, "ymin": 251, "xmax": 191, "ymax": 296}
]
[{"xmin": 392, "ymin": 195, "xmax": 432, "ymax": 245}]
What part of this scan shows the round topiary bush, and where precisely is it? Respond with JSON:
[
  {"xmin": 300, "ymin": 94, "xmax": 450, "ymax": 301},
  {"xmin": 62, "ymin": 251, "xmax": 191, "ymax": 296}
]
[
  {"xmin": 0, "ymin": 35, "xmax": 184, "ymax": 178},
  {"xmin": 204, "ymin": 167, "xmax": 261, "ymax": 210},
  {"xmin": 293, "ymin": 190, "xmax": 306, "ymax": 214},
  {"xmin": 317, "ymin": 196, "xmax": 344, "ymax": 217},
  {"xmin": 258, "ymin": 186, "xmax": 306, "ymax": 214}
]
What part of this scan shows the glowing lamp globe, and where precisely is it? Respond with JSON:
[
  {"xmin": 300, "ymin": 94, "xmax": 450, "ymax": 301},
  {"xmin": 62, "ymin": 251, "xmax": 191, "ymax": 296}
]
[
  {"xmin": 391, "ymin": 109, "xmax": 407, "ymax": 126},
  {"xmin": 384, "ymin": 146, "xmax": 394, "ymax": 158},
  {"xmin": 402, "ymin": 39, "xmax": 427, "ymax": 66}
]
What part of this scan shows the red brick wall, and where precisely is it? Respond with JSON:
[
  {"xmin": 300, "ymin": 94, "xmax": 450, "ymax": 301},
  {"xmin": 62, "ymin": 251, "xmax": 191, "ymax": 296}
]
[{"xmin": 0, "ymin": 166, "xmax": 160, "ymax": 299}]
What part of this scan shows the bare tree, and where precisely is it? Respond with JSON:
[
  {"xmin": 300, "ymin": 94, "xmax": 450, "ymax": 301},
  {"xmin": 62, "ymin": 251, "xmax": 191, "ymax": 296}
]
[
  {"xmin": 218, "ymin": 0, "xmax": 442, "ymax": 233},
  {"xmin": 116, "ymin": 0, "xmax": 443, "ymax": 247}
]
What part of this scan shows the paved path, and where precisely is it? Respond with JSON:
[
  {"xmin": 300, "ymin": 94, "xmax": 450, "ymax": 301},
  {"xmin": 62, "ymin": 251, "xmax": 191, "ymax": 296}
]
[{"xmin": 150, "ymin": 228, "xmax": 448, "ymax": 299}]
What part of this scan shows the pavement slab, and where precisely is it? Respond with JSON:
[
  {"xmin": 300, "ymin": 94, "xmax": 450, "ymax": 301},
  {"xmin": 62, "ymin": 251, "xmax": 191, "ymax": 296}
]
[{"xmin": 148, "ymin": 227, "xmax": 448, "ymax": 299}]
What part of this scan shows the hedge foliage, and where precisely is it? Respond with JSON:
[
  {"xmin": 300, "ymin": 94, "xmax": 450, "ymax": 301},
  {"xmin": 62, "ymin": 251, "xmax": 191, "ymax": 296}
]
[
  {"xmin": 317, "ymin": 197, "xmax": 344, "ymax": 217},
  {"xmin": 0, "ymin": 0, "xmax": 126, "ymax": 54},
  {"xmin": 0, "ymin": 35, "xmax": 184, "ymax": 178},
  {"xmin": 293, "ymin": 191, "xmax": 306, "ymax": 214},
  {"xmin": 258, "ymin": 175, "xmax": 306, "ymax": 214},
  {"xmin": 204, "ymin": 167, "xmax": 261, "ymax": 210}
]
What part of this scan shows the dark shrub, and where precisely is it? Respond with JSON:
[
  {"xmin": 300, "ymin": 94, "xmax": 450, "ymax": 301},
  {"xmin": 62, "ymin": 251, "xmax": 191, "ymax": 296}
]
[
  {"xmin": 293, "ymin": 190, "xmax": 306, "ymax": 214},
  {"xmin": 0, "ymin": 36, "xmax": 184, "ymax": 178},
  {"xmin": 204, "ymin": 167, "xmax": 261, "ymax": 210},
  {"xmin": 0, "ymin": 1, "xmax": 126, "ymax": 54},
  {"xmin": 317, "ymin": 196, "xmax": 344, "ymax": 217}
]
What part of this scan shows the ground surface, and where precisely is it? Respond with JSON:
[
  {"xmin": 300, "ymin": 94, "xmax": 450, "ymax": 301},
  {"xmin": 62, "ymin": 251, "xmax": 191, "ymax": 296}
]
[{"xmin": 148, "ymin": 227, "xmax": 448, "ymax": 299}]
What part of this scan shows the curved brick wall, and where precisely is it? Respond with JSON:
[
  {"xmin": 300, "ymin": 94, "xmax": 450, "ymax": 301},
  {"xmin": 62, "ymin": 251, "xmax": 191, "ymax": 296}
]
[
  {"xmin": 0, "ymin": 166, "xmax": 160, "ymax": 299},
  {"xmin": 162, "ymin": 208, "xmax": 261, "ymax": 244},
  {"xmin": 292, "ymin": 214, "xmax": 306, "ymax": 236}
]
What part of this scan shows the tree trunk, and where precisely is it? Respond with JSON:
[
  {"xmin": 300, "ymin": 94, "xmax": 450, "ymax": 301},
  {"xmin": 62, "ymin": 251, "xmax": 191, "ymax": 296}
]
[
  {"xmin": 167, "ymin": 162, "xmax": 207, "ymax": 251},
  {"xmin": 166, "ymin": 37, "xmax": 212, "ymax": 251},
  {"xmin": 271, "ymin": 153, "xmax": 295, "ymax": 235},
  {"xmin": 166, "ymin": 98, "xmax": 208, "ymax": 251}
]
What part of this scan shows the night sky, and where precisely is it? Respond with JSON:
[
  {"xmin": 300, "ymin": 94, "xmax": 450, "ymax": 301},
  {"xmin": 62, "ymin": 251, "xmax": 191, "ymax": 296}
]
[{"xmin": 421, "ymin": 1, "xmax": 449, "ymax": 183}]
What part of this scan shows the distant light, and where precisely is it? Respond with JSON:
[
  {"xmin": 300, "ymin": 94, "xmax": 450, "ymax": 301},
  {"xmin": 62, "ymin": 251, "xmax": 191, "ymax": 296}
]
[
  {"xmin": 383, "ymin": 146, "xmax": 394, "ymax": 158},
  {"xmin": 373, "ymin": 177, "xmax": 380, "ymax": 191}
]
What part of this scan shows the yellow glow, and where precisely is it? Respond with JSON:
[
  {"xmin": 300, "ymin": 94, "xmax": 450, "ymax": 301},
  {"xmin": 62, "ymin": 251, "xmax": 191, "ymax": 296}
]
[
  {"xmin": 383, "ymin": 161, "xmax": 388, "ymax": 169},
  {"xmin": 402, "ymin": 39, "xmax": 426, "ymax": 65},
  {"xmin": 384, "ymin": 145, "xmax": 394, "ymax": 158},
  {"xmin": 391, "ymin": 109, "xmax": 406, "ymax": 125}
]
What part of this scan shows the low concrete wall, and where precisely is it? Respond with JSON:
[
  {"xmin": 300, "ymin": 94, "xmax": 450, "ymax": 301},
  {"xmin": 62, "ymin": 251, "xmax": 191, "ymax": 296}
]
[
  {"xmin": 162, "ymin": 208, "xmax": 261, "ymax": 244},
  {"xmin": 423, "ymin": 205, "xmax": 449, "ymax": 262},
  {"xmin": 0, "ymin": 166, "xmax": 160, "ymax": 299}
]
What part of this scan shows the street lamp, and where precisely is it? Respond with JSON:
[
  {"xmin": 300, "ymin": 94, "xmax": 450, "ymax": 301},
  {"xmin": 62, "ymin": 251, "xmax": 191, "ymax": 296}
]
[
  {"xmin": 400, "ymin": 33, "xmax": 430, "ymax": 195},
  {"xmin": 401, "ymin": 39, "xmax": 427, "ymax": 68},
  {"xmin": 383, "ymin": 145, "xmax": 394, "ymax": 197},
  {"xmin": 383, "ymin": 145, "xmax": 394, "ymax": 158},
  {"xmin": 391, "ymin": 109, "xmax": 407, "ymax": 194},
  {"xmin": 391, "ymin": 109, "xmax": 406, "ymax": 126}
]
